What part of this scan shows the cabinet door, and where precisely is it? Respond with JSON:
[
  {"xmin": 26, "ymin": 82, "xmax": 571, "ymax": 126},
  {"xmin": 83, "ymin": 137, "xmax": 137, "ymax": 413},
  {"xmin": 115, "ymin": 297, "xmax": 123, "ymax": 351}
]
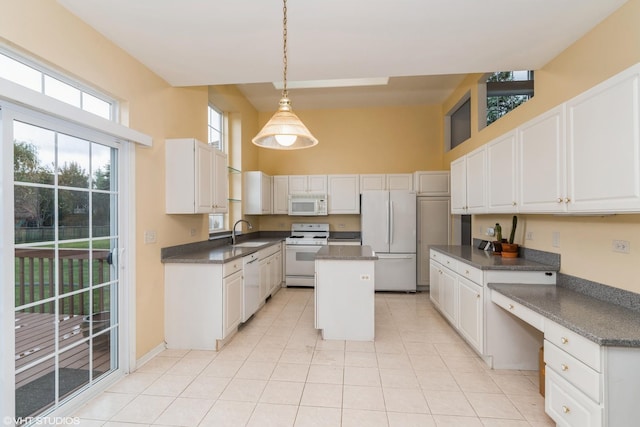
[
  {"xmin": 450, "ymin": 157, "xmax": 467, "ymax": 213},
  {"xmin": 466, "ymin": 147, "xmax": 486, "ymax": 213},
  {"xmin": 360, "ymin": 174, "xmax": 386, "ymax": 191},
  {"xmin": 195, "ymin": 141, "xmax": 214, "ymax": 213},
  {"xmin": 272, "ymin": 176, "xmax": 289, "ymax": 214},
  {"xmin": 328, "ymin": 174, "xmax": 360, "ymax": 214},
  {"xmin": 487, "ymin": 131, "xmax": 518, "ymax": 213},
  {"xmin": 458, "ymin": 276, "xmax": 483, "ymax": 353},
  {"xmin": 429, "ymin": 260, "xmax": 441, "ymax": 308},
  {"xmin": 566, "ymin": 66, "xmax": 640, "ymax": 212},
  {"xmin": 441, "ymin": 267, "xmax": 458, "ymax": 326},
  {"xmin": 288, "ymin": 175, "xmax": 307, "ymax": 193},
  {"xmin": 261, "ymin": 174, "xmax": 272, "ymax": 214},
  {"xmin": 414, "ymin": 171, "xmax": 450, "ymax": 196},
  {"xmin": 307, "ymin": 175, "xmax": 328, "ymax": 193},
  {"xmin": 269, "ymin": 252, "xmax": 282, "ymax": 294},
  {"xmin": 212, "ymin": 148, "xmax": 228, "ymax": 213},
  {"xmin": 386, "ymin": 174, "xmax": 413, "ymax": 191},
  {"xmin": 417, "ymin": 198, "xmax": 450, "ymax": 287},
  {"xmin": 518, "ymin": 106, "xmax": 566, "ymax": 213},
  {"xmin": 223, "ymin": 270, "xmax": 243, "ymax": 338}
]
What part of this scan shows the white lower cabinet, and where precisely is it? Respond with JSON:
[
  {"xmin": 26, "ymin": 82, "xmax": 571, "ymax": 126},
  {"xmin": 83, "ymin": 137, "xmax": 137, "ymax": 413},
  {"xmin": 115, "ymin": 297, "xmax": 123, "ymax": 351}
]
[
  {"xmin": 457, "ymin": 276, "xmax": 483, "ymax": 352},
  {"xmin": 164, "ymin": 259, "xmax": 243, "ymax": 350},
  {"xmin": 223, "ymin": 270, "xmax": 243, "ymax": 338},
  {"xmin": 430, "ymin": 249, "xmax": 556, "ymax": 365},
  {"xmin": 258, "ymin": 243, "xmax": 283, "ymax": 301}
]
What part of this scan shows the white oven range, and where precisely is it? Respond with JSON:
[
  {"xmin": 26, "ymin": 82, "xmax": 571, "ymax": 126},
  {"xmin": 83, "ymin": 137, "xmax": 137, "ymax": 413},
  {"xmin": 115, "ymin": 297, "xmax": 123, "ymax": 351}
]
[{"xmin": 285, "ymin": 223, "xmax": 329, "ymax": 287}]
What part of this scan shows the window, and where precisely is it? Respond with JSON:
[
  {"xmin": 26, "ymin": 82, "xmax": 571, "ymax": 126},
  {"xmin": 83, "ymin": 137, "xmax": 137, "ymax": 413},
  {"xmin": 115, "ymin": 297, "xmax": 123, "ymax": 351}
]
[
  {"xmin": 484, "ymin": 70, "xmax": 534, "ymax": 126},
  {"xmin": 0, "ymin": 49, "xmax": 116, "ymax": 120},
  {"xmin": 208, "ymin": 105, "xmax": 223, "ymax": 151},
  {"xmin": 208, "ymin": 104, "xmax": 226, "ymax": 232},
  {"xmin": 445, "ymin": 92, "xmax": 471, "ymax": 151}
]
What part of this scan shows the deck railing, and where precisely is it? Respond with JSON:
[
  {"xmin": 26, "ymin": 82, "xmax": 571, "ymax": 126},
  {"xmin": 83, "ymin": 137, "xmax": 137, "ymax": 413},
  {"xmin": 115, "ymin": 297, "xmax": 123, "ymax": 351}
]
[{"xmin": 15, "ymin": 248, "xmax": 111, "ymax": 315}]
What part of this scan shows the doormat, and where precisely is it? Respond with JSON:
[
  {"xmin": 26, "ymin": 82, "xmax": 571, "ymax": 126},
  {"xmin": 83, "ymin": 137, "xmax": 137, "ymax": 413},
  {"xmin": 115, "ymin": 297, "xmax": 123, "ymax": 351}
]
[{"xmin": 15, "ymin": 368, "xmax": 104, "ymax": 418}]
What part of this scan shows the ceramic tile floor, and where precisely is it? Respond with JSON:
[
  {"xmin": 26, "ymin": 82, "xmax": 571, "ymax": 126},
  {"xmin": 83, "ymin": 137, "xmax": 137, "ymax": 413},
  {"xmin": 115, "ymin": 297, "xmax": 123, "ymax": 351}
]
[{"xmin": 74, "ymin": 288, "xmax": 555, "ymax": 426}]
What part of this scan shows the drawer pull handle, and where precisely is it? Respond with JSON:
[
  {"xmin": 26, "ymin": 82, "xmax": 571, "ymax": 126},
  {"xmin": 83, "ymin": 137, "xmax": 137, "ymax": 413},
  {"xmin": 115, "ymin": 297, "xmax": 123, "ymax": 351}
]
[
  {"xmin": 465, "ymin": 270, "xmax": 470, "ymax": 275},
  {"xmin": 561, "ymin": 337, "xmax": 569, "ymax": 344},
  {"xmin": 562, "ymin": 405, "xmax": 571, "ymax": 414},
  {"xmin": 508, "ymin": 304, "xmax": 514, "ymax": 310},
  {"xmin": 561, "ymin": 363, "xmax": 569, "ymax": 371}
]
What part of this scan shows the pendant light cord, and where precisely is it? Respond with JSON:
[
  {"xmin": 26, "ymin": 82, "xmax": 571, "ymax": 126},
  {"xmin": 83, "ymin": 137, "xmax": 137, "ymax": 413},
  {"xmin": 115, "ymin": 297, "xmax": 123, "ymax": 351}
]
[{"xmin": 282, "ymin": 0, "xmax": 288, "ymax": 99}]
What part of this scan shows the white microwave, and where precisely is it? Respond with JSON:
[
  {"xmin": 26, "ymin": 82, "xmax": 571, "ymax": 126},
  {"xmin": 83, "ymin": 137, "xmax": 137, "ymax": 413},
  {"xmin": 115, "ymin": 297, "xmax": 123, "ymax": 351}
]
[{"xmin": 288, "ymin": 193, "xmax": 328, "ymax": 216}]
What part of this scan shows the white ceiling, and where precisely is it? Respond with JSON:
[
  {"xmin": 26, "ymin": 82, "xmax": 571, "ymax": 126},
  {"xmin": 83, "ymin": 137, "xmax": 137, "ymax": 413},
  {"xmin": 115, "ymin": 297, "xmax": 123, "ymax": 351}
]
[{"xmin": 57, "ymin": 0, "xmax": 627, "ymax": 111}]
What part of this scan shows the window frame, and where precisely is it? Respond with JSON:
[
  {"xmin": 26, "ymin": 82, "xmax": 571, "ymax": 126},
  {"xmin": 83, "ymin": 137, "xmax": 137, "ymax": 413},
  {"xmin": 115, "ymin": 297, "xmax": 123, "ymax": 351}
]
[
  {"xmin": 479, "ymin": 70, "xmax": 534, "ymax": 130},
  {"xmin": 208, "ymin": 104, "xmax": 227, "ymax": 233},
  {"xmin": 445, "ymin": 91, "xmax": 472, "ymax": 152}
]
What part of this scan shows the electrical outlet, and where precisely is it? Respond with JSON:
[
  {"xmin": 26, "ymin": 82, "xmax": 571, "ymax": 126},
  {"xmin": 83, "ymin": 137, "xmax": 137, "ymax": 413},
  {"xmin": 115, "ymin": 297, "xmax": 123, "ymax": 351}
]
[
  {"xmin": 339, "ymin": 223, "xmax": 346, "ymax": 229},
  {"xmin": 526, "ymin": 231, "xmax": 534, "ymax": 240},
  {"xmin": 552, "ymin": 231, "xmax": 560, "ymax": 248},
  {"xmin": 612, "ymin": 240, "xmax": 630, "ymax": 253},
  {"xmin": 190, "ymin": 228, "xmax": 197, "ymax": 236},
  {"xmin": 144, "ymin": 230, "xmax": 157, "ymax": 244}
]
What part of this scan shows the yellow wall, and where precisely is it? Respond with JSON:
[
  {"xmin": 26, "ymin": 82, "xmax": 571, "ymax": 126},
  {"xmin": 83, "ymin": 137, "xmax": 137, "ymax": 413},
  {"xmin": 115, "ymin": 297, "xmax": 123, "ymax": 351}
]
[
  {"xmin": 257, "ymin": 105, "xmax": 444, "ymax": 175},
  {"xmin": 443, "ymin": 0, "xmax": 640, "ymax": 293},
  {"xmin": 1, "ymin": 1, "xmax": 212, "ymax": 358}
]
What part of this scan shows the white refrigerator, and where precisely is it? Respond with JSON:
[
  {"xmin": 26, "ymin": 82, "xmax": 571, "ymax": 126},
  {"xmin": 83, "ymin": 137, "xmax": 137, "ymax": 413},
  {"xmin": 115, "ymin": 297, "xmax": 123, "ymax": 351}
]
[{"xmin": 361, "ymin": 190, "xmax": 417, "ymax": 292}]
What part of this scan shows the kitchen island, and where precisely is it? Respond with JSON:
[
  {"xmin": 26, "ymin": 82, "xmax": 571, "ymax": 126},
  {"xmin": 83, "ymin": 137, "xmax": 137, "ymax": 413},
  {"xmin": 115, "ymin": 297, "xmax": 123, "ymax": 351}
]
[{"xmin": 314, "ymin": 245, "xmax": 378, "ymax": 341}]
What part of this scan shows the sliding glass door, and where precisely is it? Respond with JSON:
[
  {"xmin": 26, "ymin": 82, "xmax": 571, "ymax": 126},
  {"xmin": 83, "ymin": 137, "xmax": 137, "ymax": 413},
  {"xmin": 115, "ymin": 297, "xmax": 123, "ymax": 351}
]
[{"xmin": 12, "ymin": 115, "xmax": 121, "ymax": 420}]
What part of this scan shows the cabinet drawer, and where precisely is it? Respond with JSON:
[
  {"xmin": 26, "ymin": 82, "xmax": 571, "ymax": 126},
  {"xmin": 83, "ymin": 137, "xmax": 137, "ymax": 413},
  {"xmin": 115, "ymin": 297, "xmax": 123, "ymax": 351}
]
[
  {"xmin": 223, "ymin": 259, "xmax": 242, "ymax": 277},
  {"xmin": 430, "ymin": 251, "xmax": 457, "ymax": 271},
  {"xmin": 545, "ymin": 321, "xmax": 601, "ymax": 372},
  {"xmin": 544, "ymin": 340, "xmax": 601, "ymax": 403},
  {"xmin": 491, "ymin": 290, "xmax": 544, "ymax": 331},
  {"xmin": 545, "ymin": 369, "xmax": 602, "ymax": 427},
  {"xmin": 456, "ymin": 263, "xmax": 482, "ymax": 285}
]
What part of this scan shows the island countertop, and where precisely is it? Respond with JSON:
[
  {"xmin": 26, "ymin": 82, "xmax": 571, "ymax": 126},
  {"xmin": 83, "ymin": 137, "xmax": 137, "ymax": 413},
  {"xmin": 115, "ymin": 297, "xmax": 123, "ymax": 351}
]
[{"xmin": 316, "ymin": 245, "xmax": 378, "ymax": 261}]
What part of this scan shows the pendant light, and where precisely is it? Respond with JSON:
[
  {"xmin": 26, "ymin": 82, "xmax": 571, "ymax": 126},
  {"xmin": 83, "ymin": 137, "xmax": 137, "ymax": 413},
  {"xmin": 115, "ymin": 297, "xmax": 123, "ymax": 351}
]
[{"xmin": 252, "ymin": 0, "xmax": 318, "ymax": 150}]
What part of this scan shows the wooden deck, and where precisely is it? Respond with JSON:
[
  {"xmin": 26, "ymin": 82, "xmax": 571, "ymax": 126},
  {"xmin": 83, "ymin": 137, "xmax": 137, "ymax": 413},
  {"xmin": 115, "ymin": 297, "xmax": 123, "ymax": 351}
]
[{"xmin": 15, "ymin": 312, "xmax": 113, "ymax": 389}]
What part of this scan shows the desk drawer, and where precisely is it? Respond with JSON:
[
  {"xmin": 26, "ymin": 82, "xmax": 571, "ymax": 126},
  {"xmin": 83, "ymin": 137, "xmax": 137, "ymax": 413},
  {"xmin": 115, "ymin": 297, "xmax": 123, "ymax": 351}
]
[
  {"xmin": 545, "ymin": 321, "xmax": 601, "ymax": 372},
  {"xmin": 491, "ymin": 290, "xmax": 544, "ymax": 331},
  {"xmin": 544, "ymin": 340, "xmax": 601, "ymax": 403},
  {"xmin": 545, "ymin": 369, "xmax": 602, "ymax": 427}
]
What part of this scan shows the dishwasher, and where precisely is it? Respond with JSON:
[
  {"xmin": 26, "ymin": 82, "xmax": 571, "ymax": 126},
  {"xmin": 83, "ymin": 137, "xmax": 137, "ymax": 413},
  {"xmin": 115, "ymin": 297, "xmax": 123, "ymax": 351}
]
[{"xmin": 242, "ymin": 253, "xmax": 260, "ymax": 322}]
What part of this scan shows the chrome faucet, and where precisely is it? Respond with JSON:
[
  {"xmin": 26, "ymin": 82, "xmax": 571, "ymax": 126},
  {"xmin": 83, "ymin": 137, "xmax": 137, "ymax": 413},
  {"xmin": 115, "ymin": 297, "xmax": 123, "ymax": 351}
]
[{"xmin": 231, "ymin": 219, "xmax": 253, "ymax": 245}]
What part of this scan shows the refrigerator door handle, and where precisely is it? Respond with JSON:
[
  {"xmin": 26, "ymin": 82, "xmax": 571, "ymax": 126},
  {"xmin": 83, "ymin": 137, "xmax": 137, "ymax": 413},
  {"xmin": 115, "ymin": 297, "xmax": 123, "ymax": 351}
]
[
  {"xmin": 385, "ymin": 199, "xmax": 390, "ymax": 245},
  {"xmin": 389, "ymin": 200, "xmax": 394, "ymax": 244}
]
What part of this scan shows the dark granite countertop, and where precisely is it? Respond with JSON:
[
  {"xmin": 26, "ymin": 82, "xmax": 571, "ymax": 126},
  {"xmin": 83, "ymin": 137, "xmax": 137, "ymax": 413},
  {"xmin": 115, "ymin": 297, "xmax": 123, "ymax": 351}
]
[
  {"xmin": 162, "ymin": 239, "xmax": 282, "ymax": 264},
  {"xmin": 316, "ymin": 245, "xmax": 377, "ymax": 260},
  {"xmin": 489, "ymin": 283, "xmax": 640, "ymax": 347},
  {"xmin": 430, "ymin": 245, "xmax": 559, "ymax": 272}
]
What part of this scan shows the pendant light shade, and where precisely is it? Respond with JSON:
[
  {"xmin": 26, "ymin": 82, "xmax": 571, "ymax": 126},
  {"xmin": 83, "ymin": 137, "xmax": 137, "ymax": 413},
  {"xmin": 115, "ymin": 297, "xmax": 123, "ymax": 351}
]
[
  {"xmin": 252, "ymin": 0, "xmax": 318, "ymax": 150},
  {"xmin": 252, "ymin": 98, "xmax": 318, "ymax": 149}
]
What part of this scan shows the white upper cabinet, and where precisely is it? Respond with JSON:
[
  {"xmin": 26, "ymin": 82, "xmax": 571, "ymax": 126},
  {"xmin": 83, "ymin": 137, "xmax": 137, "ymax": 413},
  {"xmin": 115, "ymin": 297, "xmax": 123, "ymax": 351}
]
[
  {"xmin": 414, "ymin": 171, "xmax": 450, "ymax": 196},
  {"xmin": 359, "ymin": 173, "xmax": 413, "ymax": 191},
  {"xmin": 386, "ymin": 173, "xmax": 414, "ymax": 191},
  {"xmin": 465, "ymin": 147, "xmax": 487, "ymax": 213},
  {"xmin": 565, "ymin": 64, "xmax": 640, "ymax": 213},
  {"xmin": 166, "ymin": 138, "xmax": 227, "ymax": 214},
  {"xmin": 272, "ymin": 175, "xmax": 289, "ymax": 214},
  {"xmin": 360, "ymin": 174, "xmax": 386, "ymax": 191},
  {"xmin": 450, "ymin": 147, "xmax": 487, "ymax": 214},
  {"xmin": 289, "ymin": 175, "xmax": 327, "ymax": 193},
  {"xmin": 327, "ymin": 174, "xmax": 360, "ymax": 214},
  {"xmin": 243, "ymin": 171, "xmax": 272, "ymax": 215},
  {"xmin": 487, "ymin": 131, "xmax": 518, "ymax": 213},
  {"xmin": 518, "ymin": 105, "xmax": 566, "ymax": 213},
  {"xmin": 450, "ymin": 156, "xmax": 467, "ymax": 214}
]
